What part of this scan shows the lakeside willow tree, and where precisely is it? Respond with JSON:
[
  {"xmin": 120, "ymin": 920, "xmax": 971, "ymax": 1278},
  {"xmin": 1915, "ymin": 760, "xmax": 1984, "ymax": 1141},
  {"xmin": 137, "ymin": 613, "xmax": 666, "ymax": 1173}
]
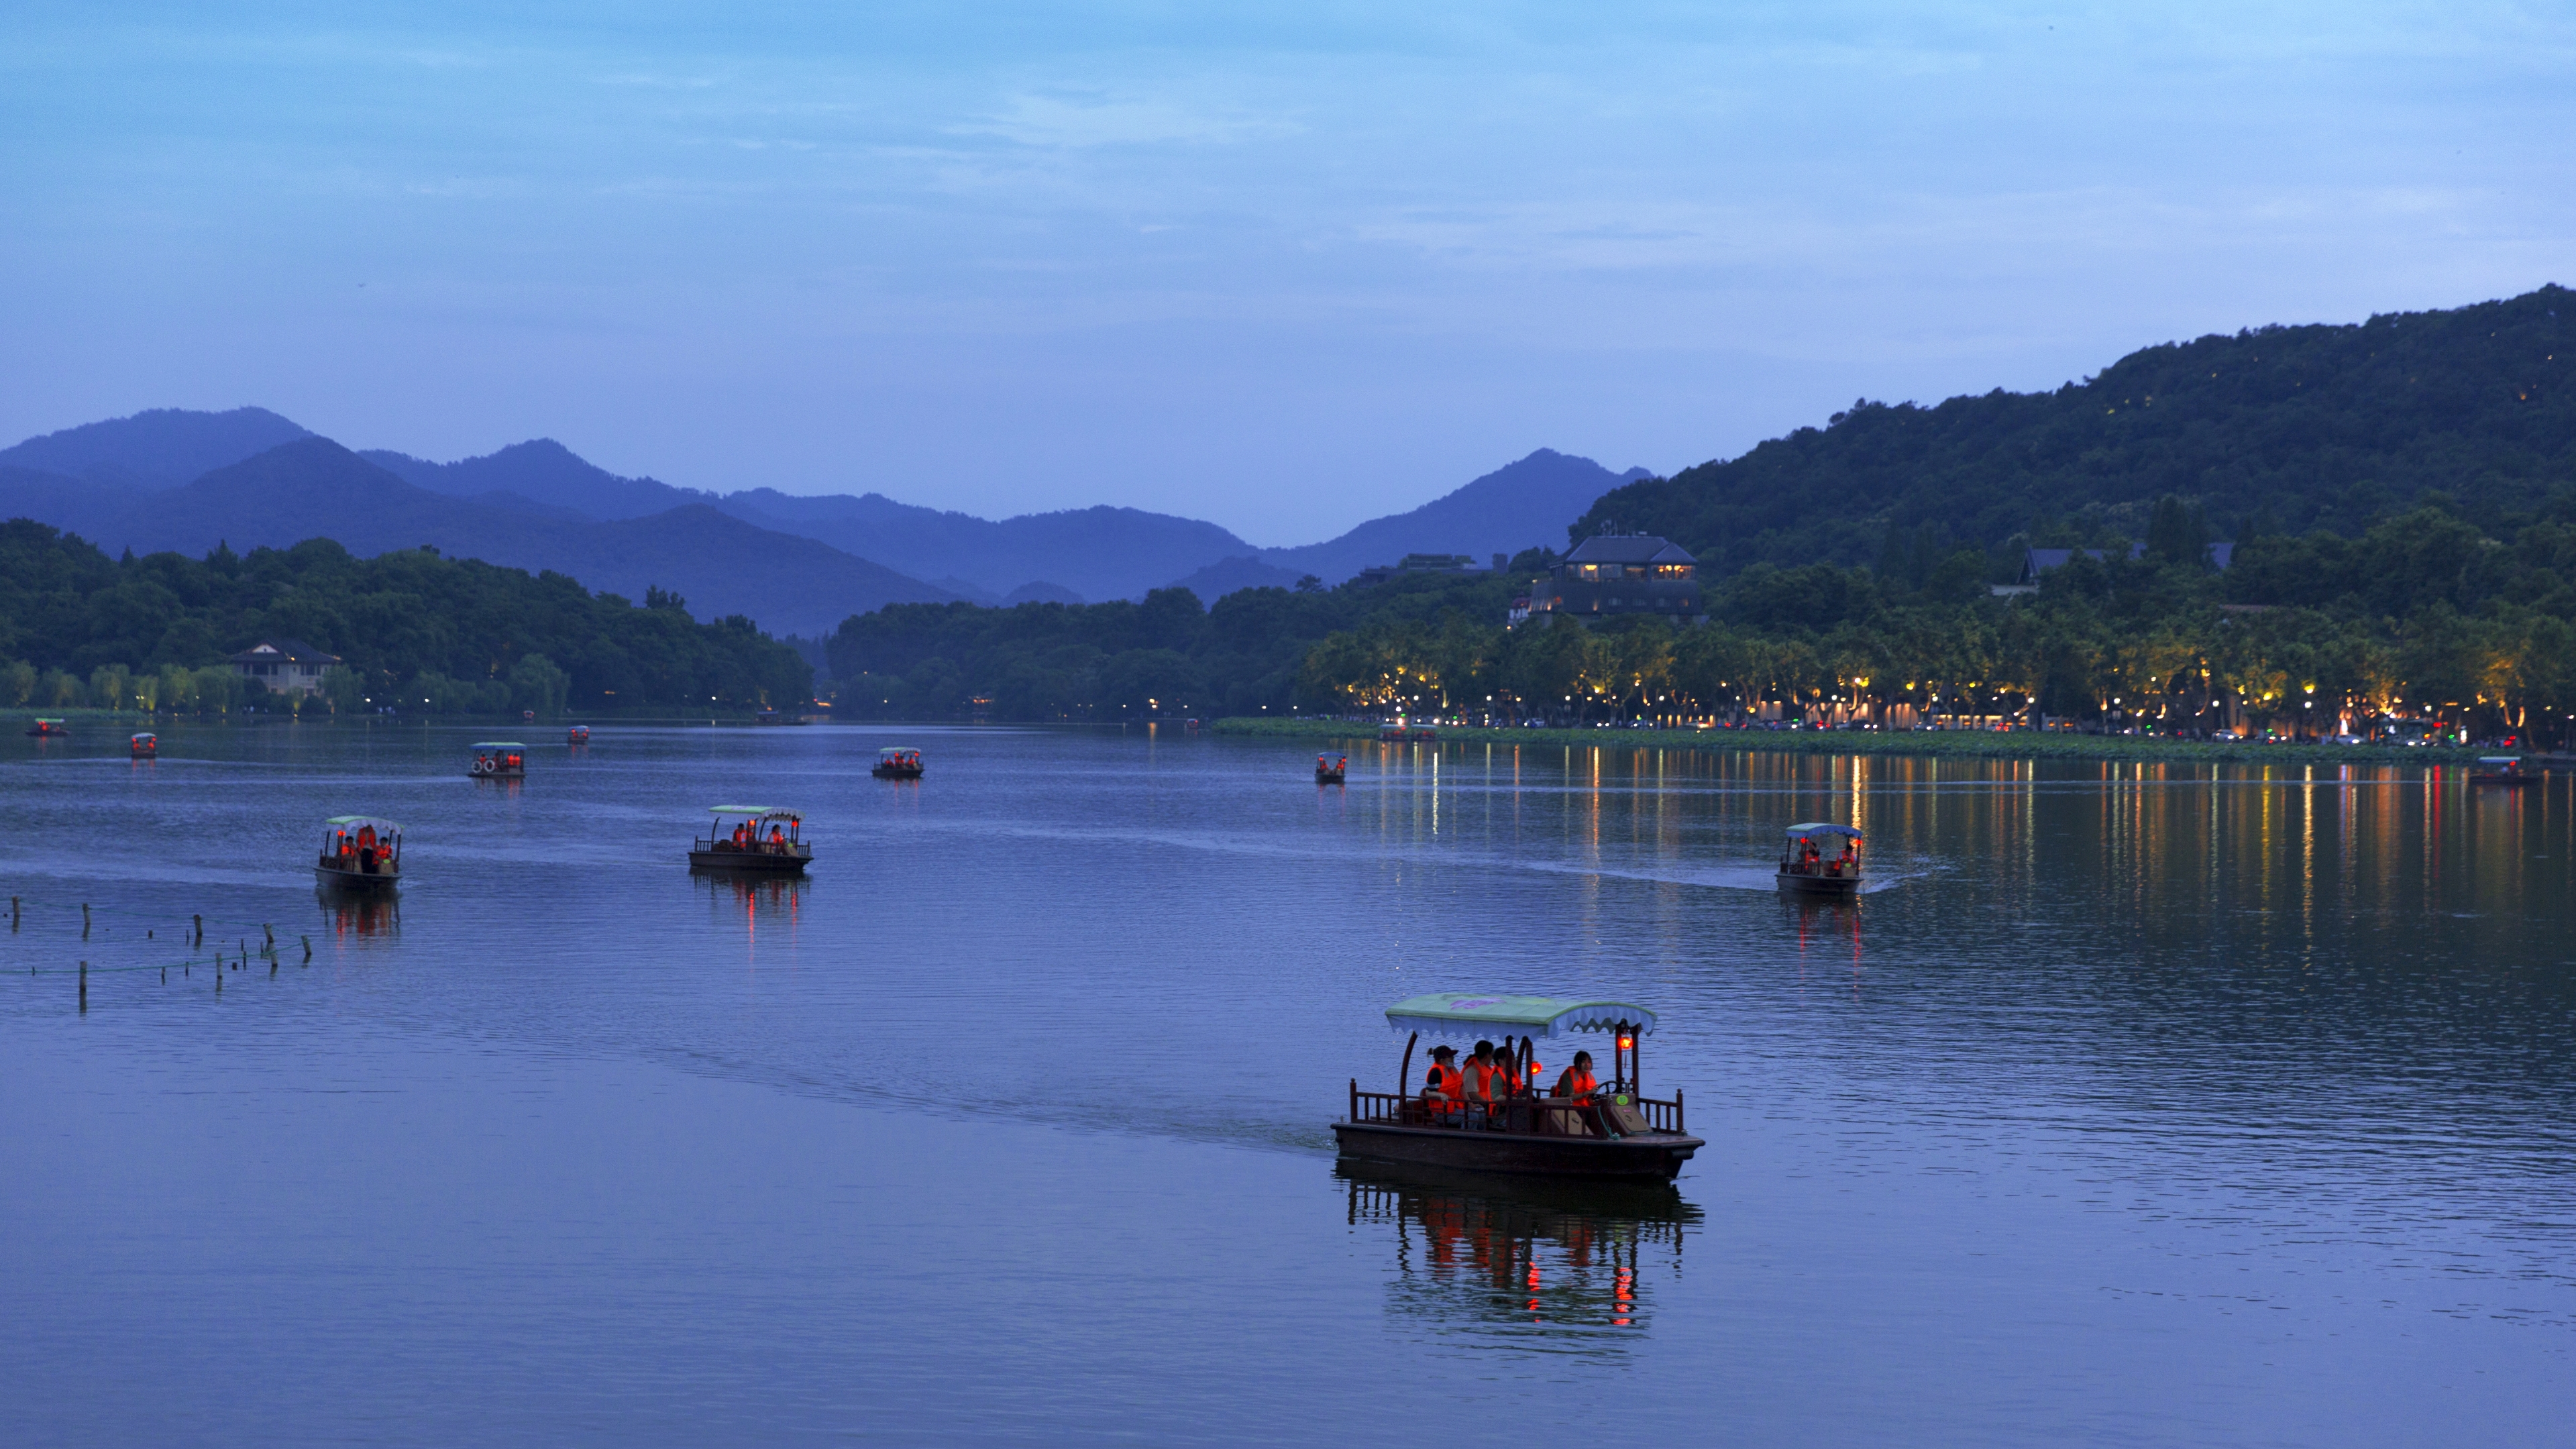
[{"xmin": 0, "ymin": 521, "xmax": 811, "ymax": 713}]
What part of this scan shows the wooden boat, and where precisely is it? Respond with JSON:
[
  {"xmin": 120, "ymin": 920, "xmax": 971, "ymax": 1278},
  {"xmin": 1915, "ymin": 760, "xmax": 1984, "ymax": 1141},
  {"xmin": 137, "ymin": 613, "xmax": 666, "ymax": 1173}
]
[
  {"xmin": 315, "ymin": 816, "xmax": 402, "ymax": 891},
  {"xmin": 1316, "ymin": 752, "xmax": 1348, "ymax": 784},
  {"xmin": 872, "ymin": 747, "xmax": 924, "ymax": 779},
  {"xmin": 468, "ymin": 741, "xmax": 527, "ymax": 778},
  {"xmin": 130, "ymin": 732, "xmax": 157, "ymax": 758},
  {"xmin": 1379, "ymin": 720, "xmax": 1438, "ymax": 742},
  {"xmin": 567, "ymin": 724, "xmax": 590, "ymax": 746},
  {"xmin": 690, "ymin": 805, "xmax": 812, "ymax": 873},
  {"xmin": 1335, "ymin": 994, "xmax": 1703, "ymax": 1181},
  {"xmin": 1776, "ymin": 822, "xmax": 1863, "ymax": 895},
  {"xmin": 2469, "ymin": 755, "xmax": 2537, "ymax": 788},
  {"xmin": 26, "ymin": 718, "xmax": 68, "ymax": 738}
]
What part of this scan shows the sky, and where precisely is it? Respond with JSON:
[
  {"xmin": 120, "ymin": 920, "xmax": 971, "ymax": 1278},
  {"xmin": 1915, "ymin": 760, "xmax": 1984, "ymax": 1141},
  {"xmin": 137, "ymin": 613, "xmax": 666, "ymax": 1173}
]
[{"xmin": 3, "ymin": 2, "xmax": 2571, "ymax": 547}]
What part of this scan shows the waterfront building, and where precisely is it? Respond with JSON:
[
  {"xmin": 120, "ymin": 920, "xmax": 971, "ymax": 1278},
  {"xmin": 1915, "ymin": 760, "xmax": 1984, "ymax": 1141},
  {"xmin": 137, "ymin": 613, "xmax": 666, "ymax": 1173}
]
[
  {"xmin": 1519, "ymin": 535, "xmax": 1701, "ymax": 623},
  {"xmin": 228, "ymin": 638, "xmax": 340, "ymax": 696}
]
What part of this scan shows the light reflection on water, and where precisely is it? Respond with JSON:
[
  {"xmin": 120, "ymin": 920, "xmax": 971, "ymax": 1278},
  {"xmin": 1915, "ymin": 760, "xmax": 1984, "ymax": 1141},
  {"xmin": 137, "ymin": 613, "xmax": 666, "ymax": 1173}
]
[{"xmin": 4, "ymin": 722, "xmax": 2575, "ymax": 1442}]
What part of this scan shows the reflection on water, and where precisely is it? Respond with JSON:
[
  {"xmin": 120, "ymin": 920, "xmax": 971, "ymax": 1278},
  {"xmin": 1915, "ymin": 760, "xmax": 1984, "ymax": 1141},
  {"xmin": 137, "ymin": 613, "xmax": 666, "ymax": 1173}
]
[
  {"xmin": 694, "ymin": 869, "xmax": 805, "ymax": 936},
  {"xmin": 1341, "ymin": 1164, "xmax": 1695, "ymax": 1350},
  {"xmin": 315, "ymin": 887, "xmax": 398, "ymax": 940}
]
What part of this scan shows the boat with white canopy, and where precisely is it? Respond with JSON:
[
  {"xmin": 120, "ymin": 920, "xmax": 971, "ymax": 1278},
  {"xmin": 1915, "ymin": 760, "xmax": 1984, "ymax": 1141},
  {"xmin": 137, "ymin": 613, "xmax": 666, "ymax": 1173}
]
[
  {"xmin": 1334, "ymin": 993, "xmax": 1703, "ymax": 1181},
  {"xmin": 1777, "ymin": 822, "xmax": 1863, "ymax": 895},
  {"xmin": 872, "ymin": 747, "xmax": 924, "ymax": 779},
  {"xmin": 315, "ymin": 816, "xmax": 402, "ymax": 891},
  {"xmin": 690, "ymin": 806, "xmax": 812, "ymax": 873}
]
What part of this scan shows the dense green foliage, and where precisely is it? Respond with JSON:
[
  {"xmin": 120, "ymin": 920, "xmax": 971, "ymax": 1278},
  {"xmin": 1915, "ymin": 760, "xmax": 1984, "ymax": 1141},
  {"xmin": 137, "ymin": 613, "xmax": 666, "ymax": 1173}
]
[
  {"xmin": 0, "ymin": 521, "xmax": 812, "ymax": 714},
  {"xmin": 821, "ymin": 559, "xmax": 1550, "ymax": 720},
  {"xmin": 1575, "ymin": 285, "xmax": 2575, "ymax": 574},
  {"xmin": 1292, "ymin": 501, "xmax": 2576, "ymax": 747}
]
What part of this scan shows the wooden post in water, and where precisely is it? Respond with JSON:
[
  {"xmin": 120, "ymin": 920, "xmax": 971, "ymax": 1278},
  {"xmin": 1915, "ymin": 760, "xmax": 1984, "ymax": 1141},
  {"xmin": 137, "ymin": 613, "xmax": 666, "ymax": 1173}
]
[
  {"xmin": 82, "ymin": 904, "xmax": 91, "ymax": 938},
  {"xmin": 78, "ymin": 961, "xmax": 87, "ymax": 1012},
  {"xmin": 10, "ymin": 896, "xmax": 19, "ymax": 929},
  {"xmin": 301, "ymin": 935, "xmax": 312, "ymax": 964},
  {"xmin": 193, "ymin": 914, "xmax": 202, "ymax": 946}
]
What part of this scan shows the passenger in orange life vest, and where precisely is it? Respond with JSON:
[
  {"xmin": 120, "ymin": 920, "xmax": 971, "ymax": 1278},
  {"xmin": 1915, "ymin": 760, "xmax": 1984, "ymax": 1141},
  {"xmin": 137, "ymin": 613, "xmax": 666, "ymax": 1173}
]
[
  {"xmin": 1554, "ymin": 1051, "xmax": 1599, "ymax": 1105},
  {"xmin": 768, "ymin": 824, "xmax": 787, "ymax": 853},
  {"xmin": 1464, "ymin": 1040, "xmax": 1501, "ymax": 1104},
  {"xmin": 1423, "ymin": 1044, "xmax": 1464, "ymax": 1116},
  {"xmin": 1492, "ymin": 1036, "xmax": 1523, "ymax": 1098}
]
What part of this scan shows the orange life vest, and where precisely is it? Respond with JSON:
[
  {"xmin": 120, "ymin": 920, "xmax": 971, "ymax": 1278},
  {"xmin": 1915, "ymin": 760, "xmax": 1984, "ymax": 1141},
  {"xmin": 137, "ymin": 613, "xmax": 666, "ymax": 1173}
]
[
  {"xmin": 1426, "ymin": 1063, "xmax": 1464, "ymax": 1112},
  {"xmin": 1560, "ymin": 1069, "xmax": 1598, "ymax": 1104}
]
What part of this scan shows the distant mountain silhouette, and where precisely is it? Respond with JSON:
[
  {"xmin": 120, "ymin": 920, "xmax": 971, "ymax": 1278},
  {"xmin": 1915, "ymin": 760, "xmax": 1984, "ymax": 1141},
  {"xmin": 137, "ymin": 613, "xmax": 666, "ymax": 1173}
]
[
  {"xmin": 0, "ymin": 406, "xmax": 311, "ymax": 489},
  {"xmin": 362, "ymin": 439, "xmax": 707, "ymax": 520},
  {"xmin": 1169, "ymin": 555, "xmax": 1305, "ymax": 598},
  {"xmin": 3, "ymin": 409, "xmax": 1646, "ymax": 618},
  {"xmin": 1256, "ymin": 449, "xmax": 1648, "ymax": 583},
  {"xmin": 0, "ymin": 438, "xmax": 957, "ymax": 637}
]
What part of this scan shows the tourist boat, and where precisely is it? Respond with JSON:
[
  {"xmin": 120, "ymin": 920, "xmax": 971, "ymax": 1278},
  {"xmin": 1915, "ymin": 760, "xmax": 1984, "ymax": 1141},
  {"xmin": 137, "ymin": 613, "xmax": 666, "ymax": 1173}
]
[
  {"xmin": 129, "ymin": 732, "xmax": 157, "ymax": 758},
  {"xmin": 567, "ymin": 724, "xmax": 590, "ymax": 746},
  {"xmin": 1776, "ymin": 822, "xmax": 1863, "ymax": 895},
  {"xmin": 2469, "ymin": 756, "xmax": 2537, "ymax": 788},
  {"xmin": 872, "ymin": 747, "xmax": 924, "ymax": 779},
  {"xmin": 468, "ymin": 741, "xmax": 527, "ymax": 778},
  {"xmin": 753, "ymin": 708, "xmax": 808, "ymax": 726},
  {"xmin": 1335, "ymin": 994, "xmax": 1703, "ymax": 1181},
  {"xmin": 26, "ymin": 718, "xmax": 68, "ymax": 738},
  {"xmin": 1316, "ymin": 752, "xmax": 1348, "ymax": 784},
  {"xmin": 690, "ymin": 806, "xmax": 812, "ymax": 873},
  {"xmin": 1379, "ymin": 720, "xmax": 1438, "ymax": 742},
  {"xmin": 315, "ymin": 816, "xmax": 402, "ymax": 891}
]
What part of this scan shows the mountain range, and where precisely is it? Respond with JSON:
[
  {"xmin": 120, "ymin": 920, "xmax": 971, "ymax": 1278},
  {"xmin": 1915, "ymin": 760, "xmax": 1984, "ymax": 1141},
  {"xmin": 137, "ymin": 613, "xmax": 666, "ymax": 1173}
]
[{"xmin": 0, "ymin": 407, "xmax": 1644, "ymax": 637}]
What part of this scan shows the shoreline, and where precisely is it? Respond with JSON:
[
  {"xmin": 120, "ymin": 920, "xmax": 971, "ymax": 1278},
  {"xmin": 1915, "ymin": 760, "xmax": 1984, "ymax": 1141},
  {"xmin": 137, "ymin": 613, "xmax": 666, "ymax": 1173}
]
[{"xmin": 1208, "ymin": 715, "xmax": 2532, "ymax": 769}]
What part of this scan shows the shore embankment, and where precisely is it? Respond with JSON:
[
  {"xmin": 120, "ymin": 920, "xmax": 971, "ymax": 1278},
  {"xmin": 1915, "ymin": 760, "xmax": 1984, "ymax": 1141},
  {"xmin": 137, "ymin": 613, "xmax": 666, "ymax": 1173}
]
[{"xmin": 1209, "ymin": 715, "xmax": 2521, "ymax": 769}]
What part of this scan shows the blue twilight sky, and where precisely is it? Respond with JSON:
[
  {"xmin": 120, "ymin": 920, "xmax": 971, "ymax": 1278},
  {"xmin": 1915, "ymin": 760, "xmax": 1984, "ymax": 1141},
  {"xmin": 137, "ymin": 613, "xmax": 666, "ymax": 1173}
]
[{"xmin": 3, "ymin": 2, "xmax": 2571, "ymax": 545}]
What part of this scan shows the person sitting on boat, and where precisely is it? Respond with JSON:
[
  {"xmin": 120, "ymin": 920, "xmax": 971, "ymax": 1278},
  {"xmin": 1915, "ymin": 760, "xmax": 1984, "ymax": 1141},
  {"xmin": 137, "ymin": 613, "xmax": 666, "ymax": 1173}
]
[
  {"xmin": 1554, "ymin": 1051, "xmax": 1599, "ymax": 1105},
  {"xmin": 1492, "ymin": 1037, "xmax": 1522, "ymax": 1098},
  {"xmin": 1423, "ymin": 1044, "xmax": 1464, "ymax": 1119},
  {"xmin": 768, "ymin": 824, "xmax": 788, "ymax": 853}
]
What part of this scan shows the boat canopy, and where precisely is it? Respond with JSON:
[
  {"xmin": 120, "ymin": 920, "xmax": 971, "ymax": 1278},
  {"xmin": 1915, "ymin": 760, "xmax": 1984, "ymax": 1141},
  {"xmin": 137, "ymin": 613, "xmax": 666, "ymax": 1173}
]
[
  {"xmin": 879, "ymin": 747, "xmax": 918, "ymax": 757},
  {"xmin": 472, "ymin": 741, "xmax": 525, "ymax": 749},
  {"xmin": 131, "ymin": 733, "xmax": 156, "ymax": 741},
  {"xmin": 1784, "ymin": 822, "xmax": 1864, "ymax": 839},
  {"xmin": 1385, "ymin": 993, "xmax": 1658, "ymax": 1040},
  {"xmin": 325, "ymin": 815, "xmax": 402, "ymax": 834},
  {"xmin": 2477, "ymin": 756, "xmax": 2522, "ymax": 765},
  {"xmin": 708, "ymin": 804, "xmax": 798, "ymax": 820}
]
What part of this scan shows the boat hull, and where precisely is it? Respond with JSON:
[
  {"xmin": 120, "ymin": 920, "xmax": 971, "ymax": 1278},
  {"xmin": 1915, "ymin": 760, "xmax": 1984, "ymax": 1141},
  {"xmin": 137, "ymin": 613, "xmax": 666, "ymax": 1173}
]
[
  {"xmin": 315, "ymin": 864, "xmax": 398, "ymax": 891},
  {"xmin": 1316, "ymin": 772, "xmax": 1345, "ymax": 784},
  {"xmin": 1332, "ymin": 1121, "xmax": 1701, "ymax": 1181},
  {"xmin": 871, "ymin": 765, "xmax": 923, "ymax": 779},
  {"xmin": 689, "ymin": 849, "xmax": 811, "ymax": 873},
  {"xmin": 1777, "ymin": 869, "xmax": 1860, "ymax": 894}
]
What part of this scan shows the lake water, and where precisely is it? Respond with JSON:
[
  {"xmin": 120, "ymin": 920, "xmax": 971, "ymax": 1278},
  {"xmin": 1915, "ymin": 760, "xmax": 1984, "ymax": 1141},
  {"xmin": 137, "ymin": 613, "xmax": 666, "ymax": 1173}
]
[{"xmin": 3, "ymin": 722, "xmax": 2571, "ymax": 1445}]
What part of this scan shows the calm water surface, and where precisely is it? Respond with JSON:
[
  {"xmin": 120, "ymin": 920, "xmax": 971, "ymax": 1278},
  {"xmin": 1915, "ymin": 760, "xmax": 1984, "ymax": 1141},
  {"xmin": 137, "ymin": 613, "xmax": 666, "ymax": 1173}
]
[{"xmin": 3, "ymin": 722, "xmax": 2571, "ymax": 1445}]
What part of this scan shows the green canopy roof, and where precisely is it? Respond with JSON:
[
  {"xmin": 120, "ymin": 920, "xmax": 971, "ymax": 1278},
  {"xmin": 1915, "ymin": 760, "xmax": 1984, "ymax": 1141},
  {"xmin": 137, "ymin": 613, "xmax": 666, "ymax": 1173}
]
[
  {"xmin": 1785, "ymin": 822, "xmax": 1863, "ymax": 838},
  {"xmin": 472, "ymin": 741, "xmax": 525, "ymax": 749},
  {"xmin": 708, "ymin": 804, "xmax": 796, "ymax": 817},
  {"xmin": 1385, "ymin": 993, "xmax": 1658, "ymax": 1040}
]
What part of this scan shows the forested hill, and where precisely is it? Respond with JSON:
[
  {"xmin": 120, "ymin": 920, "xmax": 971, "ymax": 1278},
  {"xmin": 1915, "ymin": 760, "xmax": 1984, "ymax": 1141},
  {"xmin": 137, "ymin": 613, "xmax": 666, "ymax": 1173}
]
[
  {"xmin": 0, "ymin": 521, "xmax": 811, "ymax": 715},
  {"xmin": 1576, "ymin": 285, "xmax": 2575, "ymax": 574}
]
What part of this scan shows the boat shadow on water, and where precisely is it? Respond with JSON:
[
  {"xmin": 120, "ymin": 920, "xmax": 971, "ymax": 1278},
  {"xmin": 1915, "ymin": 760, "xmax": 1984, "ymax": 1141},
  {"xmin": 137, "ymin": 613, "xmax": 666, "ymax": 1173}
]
[
  {"xmin": 314, "ymin": 885, "xmax": 398, "ymax": 940},
  {"xmin": 1336, "ymin": 1161, "xmax": 1697, "ymax": 1348}
]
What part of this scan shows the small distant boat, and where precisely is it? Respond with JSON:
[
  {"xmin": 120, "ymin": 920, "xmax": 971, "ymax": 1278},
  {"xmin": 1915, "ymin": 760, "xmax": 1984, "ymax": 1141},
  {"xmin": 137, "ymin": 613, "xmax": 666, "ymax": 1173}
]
[
  {"xmin": 26, "ymin": 718, "xmax": 68, "ymax": 738},
  {"xmin": 1316, "ymin": 752, "xmax": 1348, "ymax": 784},
  {"xmin": 130, "ymin": 732, "xmax": 158, "ymax": 758},
  {"xmin": 1379, "ymin": 720, "xmax": 1438, "ymax": 742},
  {"xmin": 1777, "ymin": 823, "xmax": 1863, "ymax": 895},
  {"xmin": 690, "ymin": 806, "xmax": 812, "ymax": 873},
  {"xmin": 2470, "ymin": 755, "xmax": 2537, "ymax": 788},
  {"xmin": 468, "ymin": 741, "xmax": 527, "ymax": 778},
  {"xmin": 522, "ymin": 709, "xmax": 537, "ymax": 722},
  {"xmin": 567, "ymin": 724, "xmax": 590, "ymax": 746},
  {"xmin": 872, "ymin": 747, "xmax": 924, "ymax": 779},
  {"xmin": 1335, "ymin": 994, "xmax": 1703, "ymax": 1181},
  {"xmin": 315, "ymin": 816, "xmax": 402, "ymax": 891},
  {"xmin": 754, "ymin": 708, "xmax": 810, "ymax": 726}
]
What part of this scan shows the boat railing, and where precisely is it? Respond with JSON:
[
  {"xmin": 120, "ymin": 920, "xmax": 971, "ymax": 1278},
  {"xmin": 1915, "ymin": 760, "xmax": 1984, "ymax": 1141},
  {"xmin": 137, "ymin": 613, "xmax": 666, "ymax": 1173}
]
[{"xmin": 1348, "ymin": 1083, "xmax": 1685, "ymax": 1136}]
